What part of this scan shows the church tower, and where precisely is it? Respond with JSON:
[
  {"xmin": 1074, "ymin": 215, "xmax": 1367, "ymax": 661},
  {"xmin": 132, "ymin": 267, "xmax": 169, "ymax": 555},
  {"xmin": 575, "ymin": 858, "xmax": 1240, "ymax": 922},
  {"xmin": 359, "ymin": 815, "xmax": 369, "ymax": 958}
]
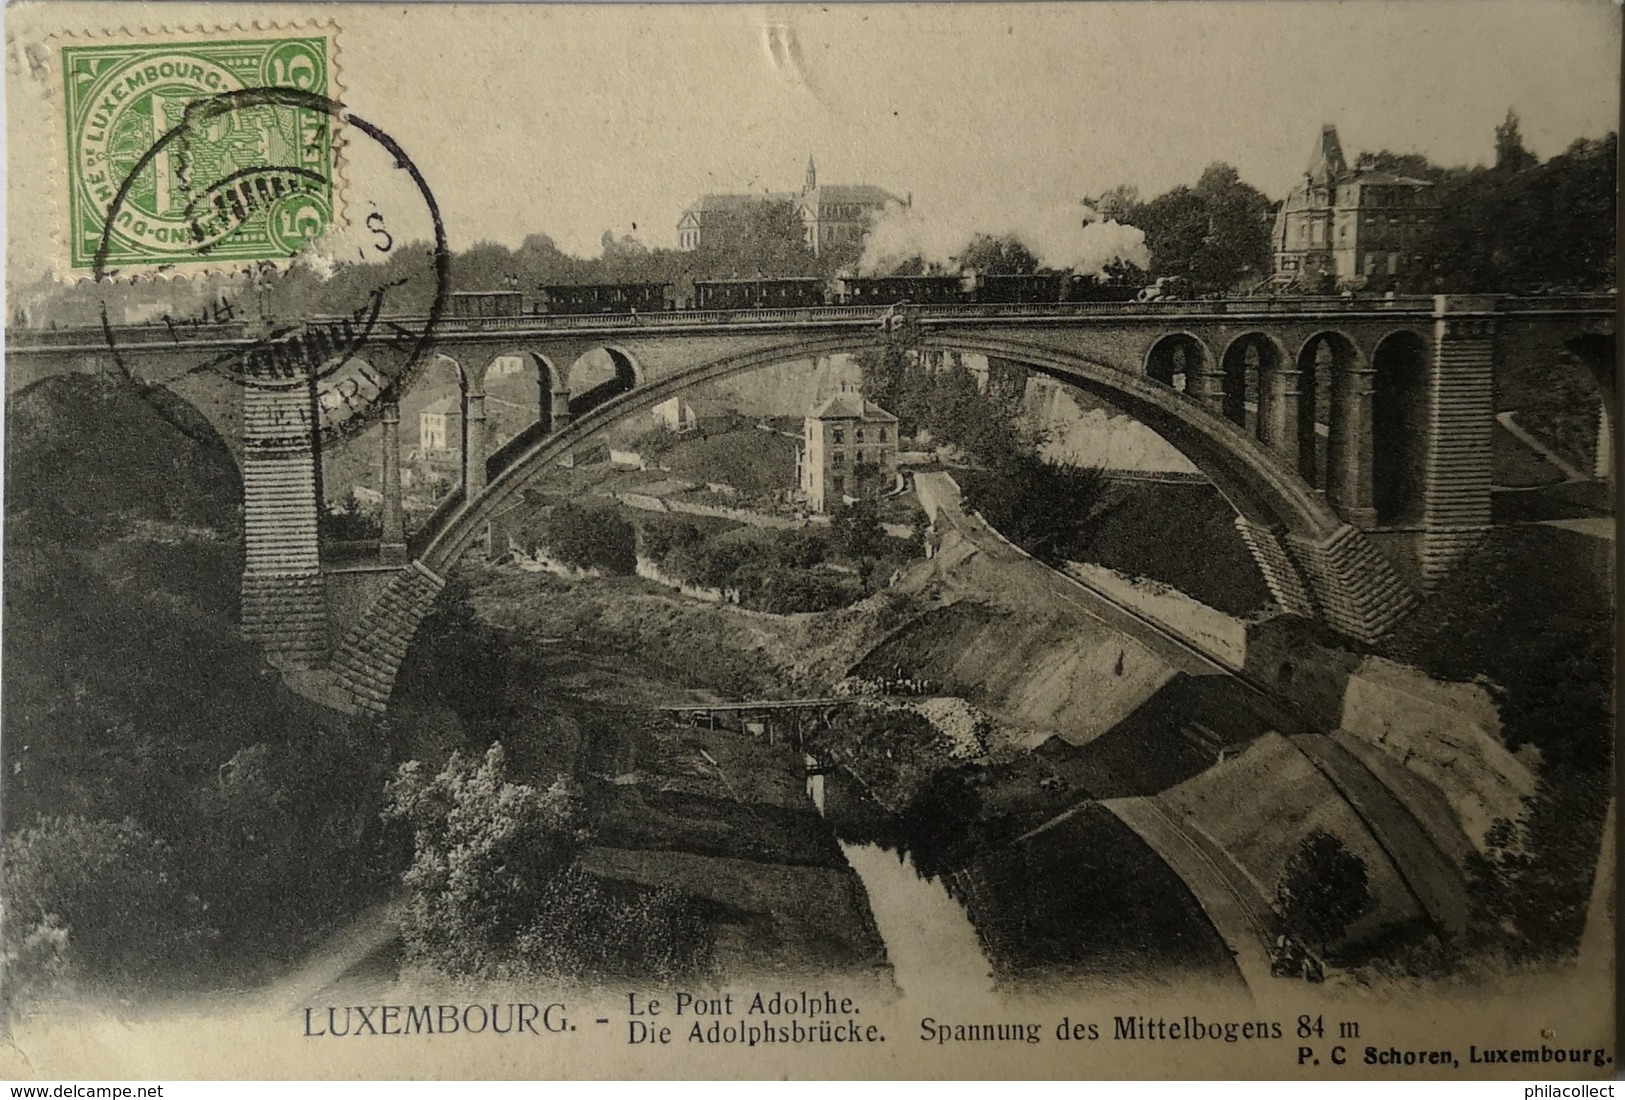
[{"xmin": 804, "ymin": 153, "xmax": 817, "ymax": 194}]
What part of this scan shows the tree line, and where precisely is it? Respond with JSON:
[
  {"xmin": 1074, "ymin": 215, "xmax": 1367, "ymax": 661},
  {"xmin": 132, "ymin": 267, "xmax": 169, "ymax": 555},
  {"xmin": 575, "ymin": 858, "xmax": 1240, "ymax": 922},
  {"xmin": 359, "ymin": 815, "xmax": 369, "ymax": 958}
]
[
  {"xmin": 1087, "ymin": 110, "xmax": 1615, "ymax": 296},
  {"xmin": 30, "ymin": 109, "xmax": 1612, "ymax": 330}
]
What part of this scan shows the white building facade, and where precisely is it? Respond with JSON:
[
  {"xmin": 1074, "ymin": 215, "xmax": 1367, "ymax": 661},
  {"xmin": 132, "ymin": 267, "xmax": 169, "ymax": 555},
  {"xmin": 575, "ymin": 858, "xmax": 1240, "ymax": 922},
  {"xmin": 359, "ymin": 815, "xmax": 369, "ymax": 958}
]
[{"xmin": 799, "ymin": 390, "xmax": 900, "ymax": 512}]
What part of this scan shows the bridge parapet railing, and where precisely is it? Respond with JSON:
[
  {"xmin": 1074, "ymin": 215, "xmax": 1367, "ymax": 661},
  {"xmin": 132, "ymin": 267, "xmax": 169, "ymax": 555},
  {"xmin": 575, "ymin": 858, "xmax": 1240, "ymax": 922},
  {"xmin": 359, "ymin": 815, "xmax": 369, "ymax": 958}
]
[
  {"xmin": 375, "ymin": 296, "xmax": 1462, "ymax": 337},
  {"xmin": 18, "ymin": 295, "xmax": 1610, "ymax": 349},
  {"xmin": 420, "ymin": 305, "xmax": 883, "ymax": 334},
  {"xmin": 1495, "ymin": 293, "xmax": 1617, "ymax": 314},
  {"xmin": 7, "ymin": 320, "xmax": 252, "ymax": 347}
]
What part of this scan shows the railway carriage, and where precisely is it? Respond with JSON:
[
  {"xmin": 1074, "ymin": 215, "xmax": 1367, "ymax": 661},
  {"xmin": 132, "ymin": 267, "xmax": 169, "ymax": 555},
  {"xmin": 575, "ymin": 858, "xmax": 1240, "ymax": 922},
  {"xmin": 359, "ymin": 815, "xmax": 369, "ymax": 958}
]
[
  {"xmin": 449, "ymin": 290, "xmax": 527, "ymax": 318},
  {"xmin": 513, "ymin": 270, "xmax": 1149, "ymax": 316},
  {"xmin": 976, "ymin": 273, "xmax": 1065, "ymax": 303},
  {"xmin": 836, "ymin": 275, "xmax": 965, "ymax": 306},
  {"xmin": 538, "ymin": 283, "xmax": 673, "ymax": 315},
  {"xmin": 1062, "ymin": 274, "xmax": 1142, "ymax": 303},
  {"xmin": 692, "ymin": 277, "xmax": 828, "ymax": 310}
]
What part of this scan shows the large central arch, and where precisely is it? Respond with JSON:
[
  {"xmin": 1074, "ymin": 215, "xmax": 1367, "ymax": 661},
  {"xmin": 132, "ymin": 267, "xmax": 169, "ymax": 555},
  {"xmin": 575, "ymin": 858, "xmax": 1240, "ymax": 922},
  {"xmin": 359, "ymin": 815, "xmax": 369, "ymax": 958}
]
[
  {"xmin": 411, "ymin": 331, "xmax": 1410, "ymax": 637},
  {"xmin": 332, "ymin": 329, "xmax": 1419, "ymax": 713},
  {"xmin": 418, "ymin": 333, "xmax": 1337, "ymax": 560}
]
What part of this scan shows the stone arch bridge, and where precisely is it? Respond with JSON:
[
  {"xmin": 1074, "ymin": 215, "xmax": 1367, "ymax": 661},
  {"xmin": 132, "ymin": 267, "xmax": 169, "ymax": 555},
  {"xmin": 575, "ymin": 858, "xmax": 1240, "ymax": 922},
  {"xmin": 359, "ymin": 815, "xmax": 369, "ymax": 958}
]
[{"xmin": 7, "ymin": 294, "xmax": 1612, "ymax": 714}]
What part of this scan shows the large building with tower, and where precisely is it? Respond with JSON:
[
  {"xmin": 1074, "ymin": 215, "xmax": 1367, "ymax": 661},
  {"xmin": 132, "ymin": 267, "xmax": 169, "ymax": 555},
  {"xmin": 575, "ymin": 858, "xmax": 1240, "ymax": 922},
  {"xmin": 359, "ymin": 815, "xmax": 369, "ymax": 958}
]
[
  {"xmin": 1271, "ymin": 125, "xmax": 1439, "ymax": 288},
  {"xmin": 677, "ymin": 156, "xmax": 908, "ymax": 256}
]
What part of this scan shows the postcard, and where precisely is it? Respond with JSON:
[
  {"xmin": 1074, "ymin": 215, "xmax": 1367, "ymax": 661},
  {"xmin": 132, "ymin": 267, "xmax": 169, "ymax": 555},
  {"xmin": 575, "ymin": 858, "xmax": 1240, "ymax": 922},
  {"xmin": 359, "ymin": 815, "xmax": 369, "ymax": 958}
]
[{"xmin": 2, "ymin": 0, "xmax": 1617, "ymax": 1081}]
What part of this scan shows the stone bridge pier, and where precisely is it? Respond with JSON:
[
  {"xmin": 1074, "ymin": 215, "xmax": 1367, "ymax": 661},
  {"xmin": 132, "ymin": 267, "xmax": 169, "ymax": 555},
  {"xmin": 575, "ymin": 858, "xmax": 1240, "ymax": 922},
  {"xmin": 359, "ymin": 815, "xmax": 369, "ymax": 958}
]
[{"xmin": 239, "ymin": 360, "xmax": 329, "ymax": 669}]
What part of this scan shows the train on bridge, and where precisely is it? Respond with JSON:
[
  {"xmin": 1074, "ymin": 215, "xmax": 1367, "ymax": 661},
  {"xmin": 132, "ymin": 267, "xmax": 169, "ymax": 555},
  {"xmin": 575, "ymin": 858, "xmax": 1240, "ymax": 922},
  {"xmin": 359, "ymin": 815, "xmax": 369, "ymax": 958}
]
[{"xmin": 451, "ymin": 270, "xmax": 1150, "ymax": 320}]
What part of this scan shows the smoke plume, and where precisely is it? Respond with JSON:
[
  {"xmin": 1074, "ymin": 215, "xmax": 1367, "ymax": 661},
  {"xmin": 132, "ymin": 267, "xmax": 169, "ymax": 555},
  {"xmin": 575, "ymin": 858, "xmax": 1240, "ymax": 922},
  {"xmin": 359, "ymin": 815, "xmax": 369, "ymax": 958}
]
[{"xmin": 858, "ymin": 198, "xmax": 1148, "ymax": 277}]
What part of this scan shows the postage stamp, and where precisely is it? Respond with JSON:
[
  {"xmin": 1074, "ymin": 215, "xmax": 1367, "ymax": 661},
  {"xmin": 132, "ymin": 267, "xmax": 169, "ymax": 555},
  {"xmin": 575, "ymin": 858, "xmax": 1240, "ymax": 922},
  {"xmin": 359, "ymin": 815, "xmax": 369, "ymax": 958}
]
[{"xmin": 60, "ymin": 33, "xmax": 336, "ymax": 270}]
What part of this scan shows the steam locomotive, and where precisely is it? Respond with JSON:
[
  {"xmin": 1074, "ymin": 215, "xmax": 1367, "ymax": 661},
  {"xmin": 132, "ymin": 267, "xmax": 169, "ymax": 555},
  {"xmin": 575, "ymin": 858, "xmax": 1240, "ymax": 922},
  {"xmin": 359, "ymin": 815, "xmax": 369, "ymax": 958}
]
[{"xmin": 449, "ymin": 271, "xmax": 1143, "ymax": 320}]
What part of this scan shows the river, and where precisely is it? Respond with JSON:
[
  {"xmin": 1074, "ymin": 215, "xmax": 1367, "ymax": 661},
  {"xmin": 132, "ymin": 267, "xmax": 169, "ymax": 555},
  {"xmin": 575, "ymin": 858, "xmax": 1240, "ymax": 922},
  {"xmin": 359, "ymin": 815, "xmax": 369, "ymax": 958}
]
[{"xmin": 809, "ymin": 770, "xmax": 997, "ymax": 997}]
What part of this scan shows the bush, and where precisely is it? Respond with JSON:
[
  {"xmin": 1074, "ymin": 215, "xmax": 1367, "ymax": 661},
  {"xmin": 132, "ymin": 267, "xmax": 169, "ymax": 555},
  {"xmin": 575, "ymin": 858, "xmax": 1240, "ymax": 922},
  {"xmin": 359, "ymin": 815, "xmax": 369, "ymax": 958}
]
[
  {"xmin": 320, "ymin": 490, "xmax": 383, "ymax": 541},
  {"xmin": 820, "ymin": 704, "xmax": 957, "ymax": 809},
  {"xmin": 384, "ymin": 745, "xmax": 587, "ymax": 977},
  {"xmin": 542, "ymin": 502, "xmax": 636, "ymax": 575},
  {"xmin": 691, "ymin": 538, "xmax": 755, "ymax": 590},
  {"xmin": 384, "ymin": 745, "xmax": 712, "ymax": 980},
  {"xmin": 962, "ymin": 452, "xmax": 1119, "ymax": 564},
  {"xmin": 637, "ymin": 515, "xmax": 707, "ymax": 562},
  {"xmin": 774, "ymin": 529, "xmax": 829, "ymax": 570},
  {"xmin": 737, "ymin": 564, "xmax": 856, "ymax": 614},
  {"xmin": 1276, "ymin": 828, "xmax": 1371, "ymax": 951},
  {"xmin": 1465, "ymin": 763, "xmax": 1610, "ymax": 961},
  {"xmin": 514, "ymin": 864, "xmax": 713, "ymax": 981},
  {"xmin": 3, "ymin": 816, "xmax": 203, "ymax": 989}
]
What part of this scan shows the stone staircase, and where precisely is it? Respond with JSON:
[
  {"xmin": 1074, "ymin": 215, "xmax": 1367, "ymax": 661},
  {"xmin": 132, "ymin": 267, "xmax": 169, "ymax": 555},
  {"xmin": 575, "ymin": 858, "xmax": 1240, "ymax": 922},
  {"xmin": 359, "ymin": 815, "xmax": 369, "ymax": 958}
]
[{"xmin": 329, "ymin": 561, "xmax": 447, "ymax": 713}]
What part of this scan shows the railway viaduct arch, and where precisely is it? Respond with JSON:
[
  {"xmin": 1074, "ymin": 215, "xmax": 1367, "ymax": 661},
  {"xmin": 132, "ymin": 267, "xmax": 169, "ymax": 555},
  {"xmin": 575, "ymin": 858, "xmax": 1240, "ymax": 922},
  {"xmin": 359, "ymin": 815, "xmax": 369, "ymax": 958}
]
[
  {"xmin": 324, "ymin": 318, "xmax": 1437, "ymax": 714},
  {"xmin": 6, "ymin": 295, "xmax": 1612, "ymax": 713}
]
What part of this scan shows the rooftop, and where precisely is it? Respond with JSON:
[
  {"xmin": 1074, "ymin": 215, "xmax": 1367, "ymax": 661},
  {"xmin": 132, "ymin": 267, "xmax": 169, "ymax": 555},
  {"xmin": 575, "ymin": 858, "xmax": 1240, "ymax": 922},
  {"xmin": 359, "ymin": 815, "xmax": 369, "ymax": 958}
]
[
  {"xmin": 801, "ymin": 183, "xmax": 905, "ymax": 207},
  {"xmin": 808, "ymin": 392, "xmax": 899, "ymax": 422}
]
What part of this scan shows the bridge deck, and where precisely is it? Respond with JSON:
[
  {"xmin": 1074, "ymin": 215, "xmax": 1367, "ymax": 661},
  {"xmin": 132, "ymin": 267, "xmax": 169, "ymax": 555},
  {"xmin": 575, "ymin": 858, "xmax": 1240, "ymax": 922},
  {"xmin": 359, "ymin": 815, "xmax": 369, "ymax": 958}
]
[{"xmin": 8, "ymin": 293, "xmax": 1611, "ymax": 351}]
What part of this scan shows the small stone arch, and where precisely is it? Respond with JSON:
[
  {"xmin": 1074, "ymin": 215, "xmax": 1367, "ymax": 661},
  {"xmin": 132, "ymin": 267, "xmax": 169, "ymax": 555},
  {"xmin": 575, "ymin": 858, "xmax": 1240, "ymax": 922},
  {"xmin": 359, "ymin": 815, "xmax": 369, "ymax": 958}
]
[
  {"xmin": 1144, "ymin": 331, "xmax": 1212, "ymax": 394},
  {"xmin": 568, "ymin": 345, "xmax": 642, "ymax": 419},
  {"xmin": 1370, "ymin": 330, "xmax": 1431, "ymax": 526},
  {"xmin": 1219, "ymin": 332, "xmax": 1291, "ymax": 443},
  {"xmin": 476, "ymin": 348, "xmax": 564, "ymax": 433},
  {"xmin": 1295, "ymin": 330, "xmax": 1364, "ymax": 497}
]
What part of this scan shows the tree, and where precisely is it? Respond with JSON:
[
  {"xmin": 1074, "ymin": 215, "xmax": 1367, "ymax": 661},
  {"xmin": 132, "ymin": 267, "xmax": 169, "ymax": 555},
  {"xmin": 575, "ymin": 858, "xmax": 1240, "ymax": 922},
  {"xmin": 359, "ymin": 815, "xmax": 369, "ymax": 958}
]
[
  {"xmin": 957, "ymin": 233, "xmax": 1039, "ymax": 275},
  {"xmin": 1087, "ymin": 184, "xmax": 1140, "ymax": 225},
  {"xmin": 831, "ymin": 496, "xmax": 886, "ymax": 592},
  {"xmin": 773, "ymin": 528, "xmax": 829, "ymax": 570},
  {"xmin": 1353, "ymin": 150, "xmax": 1448, "ymax": 182},
  {"xmin": 962, "ymin": 451, "xmax": 1118, "ymax": 564},
  {"xmin": 1190, "ymin": 162, "xmax": 1274, "ymax": 293},
  {"xmin": 1495, "ymin": 108, "xmax": 1538, "ymax": 173},
  {"xmin": 637, "ymin": 515, "xmax": 707, "ymax": 563},
  {"xmin": 3, "ymin": 816, "xmax": 197, "ymax": 986},
  {"xmin": 1109, "ymin": 164, "xmax": 1274, "ymax": 295},
  {"xmin": 1413, "ymin": 130, "xmax": 1616, "ymax": 292},
  {"xmin": 692, "ymin": 198, "xmax": 818, "ymax": 278},
  {"xmin": 1276, "ymin": 828, "xmax": 1371, "ymax": 951},
  {"xmin": 384, "ymin": 745, "xmax": 587, "ymax": 975},
  {"xmin": 1132, "ymin": 186, "xmax": 1209, "ymax": 282}
]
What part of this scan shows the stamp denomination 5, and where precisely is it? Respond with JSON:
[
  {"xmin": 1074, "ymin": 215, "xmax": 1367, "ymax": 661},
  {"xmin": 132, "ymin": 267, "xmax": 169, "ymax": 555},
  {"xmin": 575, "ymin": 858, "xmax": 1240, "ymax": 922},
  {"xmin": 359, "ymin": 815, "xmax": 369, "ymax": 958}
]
[{"xmin": 61, "ymin": 34, "xmax": 335, "ymax": 271}]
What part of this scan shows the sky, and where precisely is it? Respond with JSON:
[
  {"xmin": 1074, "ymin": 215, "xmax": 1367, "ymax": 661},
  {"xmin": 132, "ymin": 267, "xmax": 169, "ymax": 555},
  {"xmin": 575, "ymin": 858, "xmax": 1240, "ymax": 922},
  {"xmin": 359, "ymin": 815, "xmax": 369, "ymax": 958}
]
[{"xmin": 6, "ymin": 0, "xmax": 1620, "ymax": 277}]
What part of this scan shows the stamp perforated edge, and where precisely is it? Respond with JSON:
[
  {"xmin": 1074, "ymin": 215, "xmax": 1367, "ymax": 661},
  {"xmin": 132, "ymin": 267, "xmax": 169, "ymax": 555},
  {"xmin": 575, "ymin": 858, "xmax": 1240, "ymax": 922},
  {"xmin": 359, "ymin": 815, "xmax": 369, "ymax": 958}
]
[{"xmin": 37, "ymin": 18, "xmax": 348, "ymax": 286}]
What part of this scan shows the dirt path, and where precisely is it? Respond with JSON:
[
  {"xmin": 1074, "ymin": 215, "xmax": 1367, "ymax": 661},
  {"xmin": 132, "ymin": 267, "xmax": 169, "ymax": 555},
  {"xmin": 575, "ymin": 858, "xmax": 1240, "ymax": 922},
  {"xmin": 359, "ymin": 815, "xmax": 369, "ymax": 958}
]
[
  {"xmin": 1099, "ymin": 796, "xmax": 1276, "ymax": 995},
  {"xmin": 263, "ymin": 898, "xmax": 404, "ymax": 1007}
]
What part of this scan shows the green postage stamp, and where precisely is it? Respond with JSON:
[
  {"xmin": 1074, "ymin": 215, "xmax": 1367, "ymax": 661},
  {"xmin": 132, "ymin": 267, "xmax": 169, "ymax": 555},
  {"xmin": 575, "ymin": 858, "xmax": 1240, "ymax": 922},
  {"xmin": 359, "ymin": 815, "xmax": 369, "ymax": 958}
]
[{"xmin": 60, "ymin": 33, "xmax": 336, "ymax": 271}]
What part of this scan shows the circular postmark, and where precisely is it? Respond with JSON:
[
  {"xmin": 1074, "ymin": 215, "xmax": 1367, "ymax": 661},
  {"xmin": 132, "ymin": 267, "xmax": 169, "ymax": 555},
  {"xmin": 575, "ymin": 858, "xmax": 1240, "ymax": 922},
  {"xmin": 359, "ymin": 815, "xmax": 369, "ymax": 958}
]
[{"xmin": 93, "ymin": 87, "xmax": 449, "ymax": 447}]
